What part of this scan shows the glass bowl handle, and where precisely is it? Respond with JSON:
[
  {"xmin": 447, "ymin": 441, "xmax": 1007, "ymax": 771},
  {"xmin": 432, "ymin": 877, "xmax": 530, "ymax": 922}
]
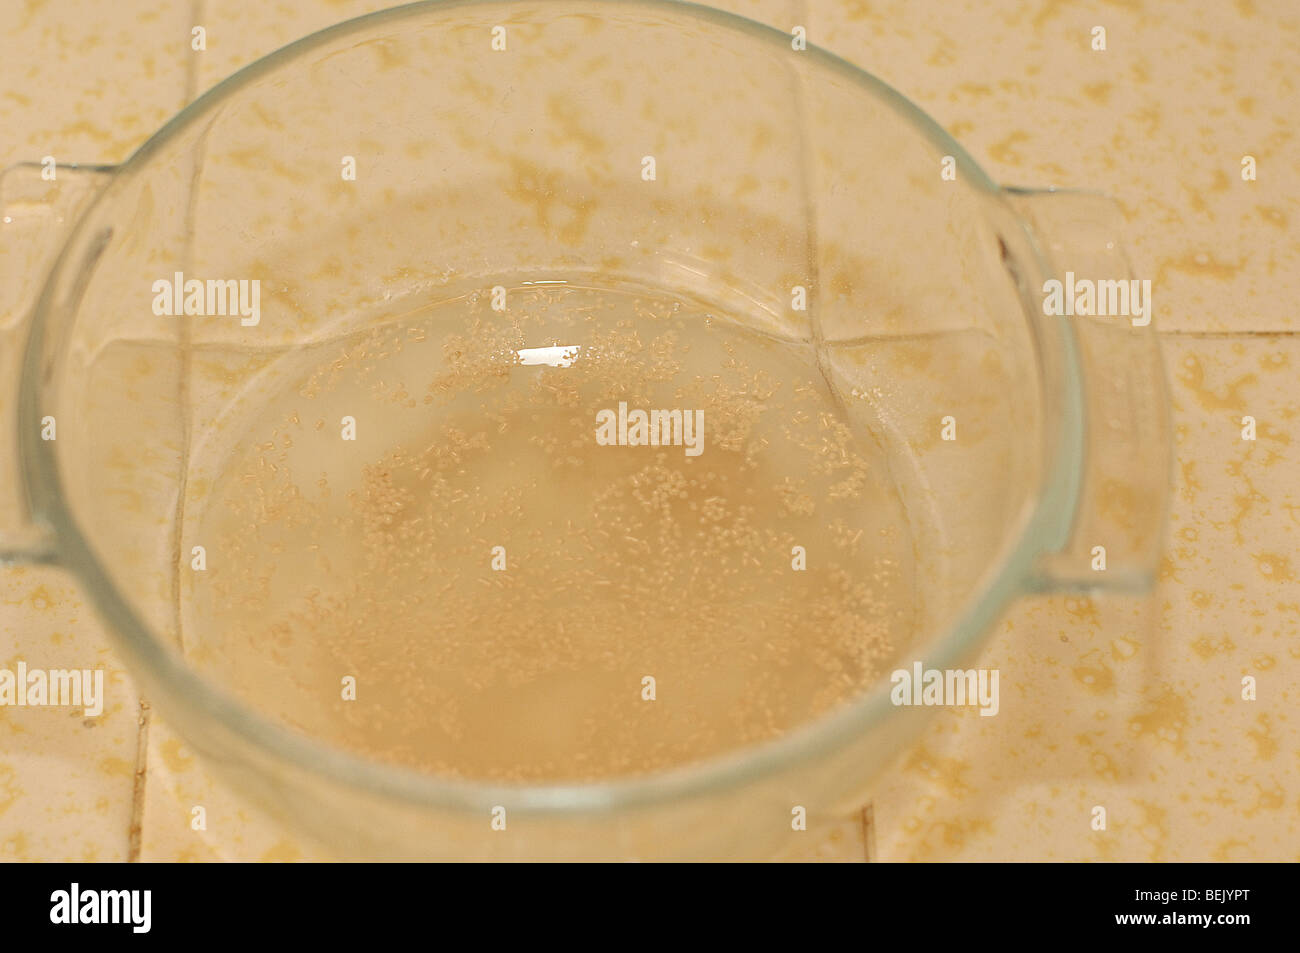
[
  {"xmin": 0, "ymin": 161, "xmax": 114, "ymax": 566},
  {"xmin": 1007, "ymin": 187, "xmax": 1173, "ymax": 594}
]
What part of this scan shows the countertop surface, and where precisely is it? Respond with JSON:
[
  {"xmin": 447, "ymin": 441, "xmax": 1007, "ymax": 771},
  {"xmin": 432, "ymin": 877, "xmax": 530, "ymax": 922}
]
[{"xmin": 1, "ymin": 0, "xmax": 1297, "ymax": 861}]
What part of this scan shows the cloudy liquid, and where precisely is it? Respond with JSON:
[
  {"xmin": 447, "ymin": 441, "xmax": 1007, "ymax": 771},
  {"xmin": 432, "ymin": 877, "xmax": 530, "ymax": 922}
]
[{"xmin": 184, "ymin": 280, "xmax": 913, "ymax": 781}]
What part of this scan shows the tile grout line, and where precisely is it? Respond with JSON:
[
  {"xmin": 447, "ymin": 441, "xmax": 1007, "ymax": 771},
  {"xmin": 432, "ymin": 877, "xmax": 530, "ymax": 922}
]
[
  {"xmin": 127, "ymin": 700, "xmax": 152, "ymax": 861},
  {"xmin": 128, "ymin": 0, "xmax": 205, "ymax": 863},
  {"xmin": 794, "ymin": 0, "xmax": 879, "ymax": 864},
  {"xmin": 796, "ymin": 0, "xmax": 886, "ymax": 862},
  {"xmin": 185, "ymin": 0, "xmax": 204, "ymax": 106},
  {"xmin": 794, "ymin": 0, "xmax": 879, "ymax": 865},
  {"xmin": 861, "ymin": 804, "xmax": 876, "ymax": 862}
]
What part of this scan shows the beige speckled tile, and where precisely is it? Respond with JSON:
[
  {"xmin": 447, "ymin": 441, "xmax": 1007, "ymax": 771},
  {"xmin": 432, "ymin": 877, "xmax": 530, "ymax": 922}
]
[
  {"xmin": 0, "ymin": 0, "xmax": 195, "ymax": 863},
  {"xmin": 871, "ymin": 334, "xmax": 1300, "ymax": 861},
  {"xmin": 0, "ymin": 0, "xmax": 196, "ymax": 169},
  {"xmin": 0, "ymin": 568, "xmax": 141, "ymax": 862},
  {"xmin": 772, "ymin": 812, "xmax": 870, "ymax": 861},
  {"xmin": 810, "ymin": 0, "xmax": 1300, "ymax": 332},
  {"xmin": 187, "ymin": 1, "xmax": 805, "ymax": 97},
  {"xmin": 188, "ymin": 0, "xmax": 399, "ymax": 94},
  {"xmin": 137, "ymin": 718, "xmax": 332, "ymax": 862}
]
